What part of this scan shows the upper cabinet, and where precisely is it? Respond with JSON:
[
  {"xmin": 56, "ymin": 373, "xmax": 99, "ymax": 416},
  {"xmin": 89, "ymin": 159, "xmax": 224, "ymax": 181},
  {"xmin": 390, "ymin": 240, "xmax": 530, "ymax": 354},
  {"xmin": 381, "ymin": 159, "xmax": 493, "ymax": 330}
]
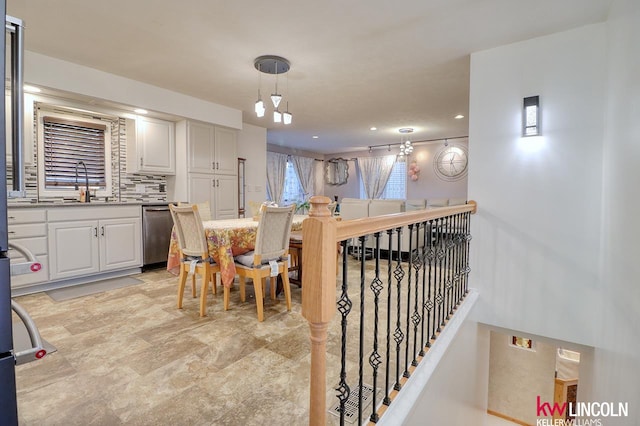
[
  {"xmin": 126, "ymin": 116, "xmax": 175, "ymax": 175},
  {"xmin": 187, "ymin": 121, "xmax": 237, "ymax": 175}
]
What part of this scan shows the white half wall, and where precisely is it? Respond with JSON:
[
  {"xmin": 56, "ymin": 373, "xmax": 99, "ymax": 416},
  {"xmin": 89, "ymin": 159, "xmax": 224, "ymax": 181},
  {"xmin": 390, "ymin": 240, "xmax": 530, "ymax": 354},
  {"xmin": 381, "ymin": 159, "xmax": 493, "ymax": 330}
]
[
  {"xmin": 24, "ymin": 51, "xmax": 242, "ymax": 129},
  {"xmin": 237, "ymin": 123, "xmax": 267, "ymax": 206},
  {"xmin": 399, "ymin": 314, "xmax": 489, "ymax": 425},
  {"xmin": 468, "ymin": 23, "xmax": 607, "ymax": 347}
]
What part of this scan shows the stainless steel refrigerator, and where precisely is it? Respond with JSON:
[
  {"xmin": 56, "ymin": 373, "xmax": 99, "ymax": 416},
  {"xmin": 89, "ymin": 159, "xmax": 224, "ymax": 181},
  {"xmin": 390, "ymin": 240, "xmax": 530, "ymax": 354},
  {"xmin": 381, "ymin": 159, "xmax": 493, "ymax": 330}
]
[
  {"xmin": 2, "ymin": 5, "xmax": 27, "ymax": 424},
  {"xmin": 0, "ymin": 0, "xmax": 19, "ymax": 422}
]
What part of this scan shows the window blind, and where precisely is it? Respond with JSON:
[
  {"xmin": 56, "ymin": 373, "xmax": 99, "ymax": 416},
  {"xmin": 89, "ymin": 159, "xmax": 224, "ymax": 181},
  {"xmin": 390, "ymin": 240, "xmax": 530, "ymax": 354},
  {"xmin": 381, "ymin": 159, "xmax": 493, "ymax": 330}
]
[{"xmin": 42, "ymin": 116, "xmax": 107, "ymax": 189}]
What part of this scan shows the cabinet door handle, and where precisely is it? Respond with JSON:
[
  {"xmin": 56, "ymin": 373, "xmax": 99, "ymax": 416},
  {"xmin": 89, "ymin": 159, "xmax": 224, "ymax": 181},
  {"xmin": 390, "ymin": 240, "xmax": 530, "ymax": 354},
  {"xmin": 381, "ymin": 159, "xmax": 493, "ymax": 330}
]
[
  {"xmin": 212, "ymin": 162, "xmax": 215, "ymax": 170},
  {"xmin": 94, "ymin": 227, "xmax": 98, "ymax": 237},
  {"xmin": 216, "ymin": 162, "xmax": 219, "ymax": 170},
  {"xmin": 140, "ymin": 157, "xmax": 143, "ymax": 166},
  {"xmin": 217, "ymin": 179, "xmax": 220, "ymax": 187},
  {"xmin": 101, "ymin": 226, "xmax": 105, "ymax": 236},
  {"xmin": 8, "ymin": 231, "xmax": 15, "ymax": 234},
  {"xmin": 8, "ymin": 216, "xmax": 15, "ymax": 219}
]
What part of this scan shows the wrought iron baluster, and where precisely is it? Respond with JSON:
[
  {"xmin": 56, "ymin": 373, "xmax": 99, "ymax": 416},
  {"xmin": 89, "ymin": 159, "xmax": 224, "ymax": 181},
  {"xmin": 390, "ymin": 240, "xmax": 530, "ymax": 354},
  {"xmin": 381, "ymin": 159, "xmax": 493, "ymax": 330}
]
[
  {"xmin": 452, "ymin": 213, "xmax": 461, "ymax": 309},
  {"xmin": 425, "ymin": 220, "xmax": 434, "ymax": 347},
  {"xmin": 403, "ymin": 224, "xmax": 413, "ymax": 378},
  {"xmin": 445, "ymin": 214, "xmax": 454, "ymax": 322},
  {"xmin": 393, "ymin": 227, "xmax": 405, "ymax": 391},
  {"xmin": 436, "ymin": 217, "xmax": 445, "ymax": 334},
  {"xmin": 336, "ymin": 239, "xmax": 352, "ymax": 426},
  {"xmin": 464, "ymin": 211, "xmax": 472, "ymax": 295},
  {"xmin": 419, "ymin": 221, "xmax": 427, "ymax": 357},
  {"xmin": 358, "ymin": 236, "xmax": 366, "ymax": 425},
  {"xmin": 369, "ymin": 232, "xmax": 383, "ymax": 423},
  {"xmin": 456, "ymin": 212, "xmax": 464, "ymax": 307},
  {"xmin": 411, "ymin": 223, "xmax": 422, "ymax": 367},
  {"xmin": 383, "ymin": 229, "xmax": 394, "ymax": 406}
]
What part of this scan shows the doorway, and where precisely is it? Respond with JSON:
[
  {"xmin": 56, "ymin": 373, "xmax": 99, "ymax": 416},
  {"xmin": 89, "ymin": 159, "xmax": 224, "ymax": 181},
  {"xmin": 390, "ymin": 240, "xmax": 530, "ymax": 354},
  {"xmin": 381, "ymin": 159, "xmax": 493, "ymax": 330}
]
[{"xmin": 486, "ymin": 331, "xmax": 581, "ymax": 425}]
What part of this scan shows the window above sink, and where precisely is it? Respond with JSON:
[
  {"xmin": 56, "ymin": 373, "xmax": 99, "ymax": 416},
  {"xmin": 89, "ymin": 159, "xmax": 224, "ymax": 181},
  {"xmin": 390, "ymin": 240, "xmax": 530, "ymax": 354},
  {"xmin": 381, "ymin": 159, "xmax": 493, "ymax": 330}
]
[{"xmin": 36, "ymin": 105, "xmax": 114, "ymax": 199}]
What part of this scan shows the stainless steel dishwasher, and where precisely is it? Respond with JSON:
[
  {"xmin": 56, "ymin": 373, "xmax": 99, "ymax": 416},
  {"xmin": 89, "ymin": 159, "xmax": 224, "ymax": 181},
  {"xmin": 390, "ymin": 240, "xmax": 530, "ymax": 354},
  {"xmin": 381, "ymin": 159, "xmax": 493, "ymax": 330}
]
[{"xmin": 141, "ymin": 204, "xmax": 174, "ymax": 268}]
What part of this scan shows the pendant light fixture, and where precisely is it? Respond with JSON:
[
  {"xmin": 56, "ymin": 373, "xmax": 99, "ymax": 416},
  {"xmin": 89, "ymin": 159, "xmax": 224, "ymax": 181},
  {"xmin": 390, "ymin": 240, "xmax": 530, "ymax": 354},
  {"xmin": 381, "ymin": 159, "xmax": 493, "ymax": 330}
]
[
  {"xmin": 398, "ymin": 128, "xmax": 414, "ymax": 156},
  {"xmin": 254, "ymin": 63, "xmax": 265, "ymax": 118},
  {"xmin": 271, "ymin": 67, "xmax": 282, "ymax": 108},
  {"xmin": 283, "ymin": 102, "xmax": 292, "ymax": 125},
  {"xmin": 254, "ymin": 55, "xmax": 292, "ymax": 124}
]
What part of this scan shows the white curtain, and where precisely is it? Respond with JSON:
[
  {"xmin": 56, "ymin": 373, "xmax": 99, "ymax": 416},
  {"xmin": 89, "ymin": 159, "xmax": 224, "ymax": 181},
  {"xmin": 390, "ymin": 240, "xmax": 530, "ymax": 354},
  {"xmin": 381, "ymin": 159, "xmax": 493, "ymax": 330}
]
[
  {"xmin": 266, "ymin": 152, "xmax": 288, "ymax": 204},
  {"xmin": 357, "ymin": 155, "xmax": 396, "ymax": 199},
  {"xmin": 291, "ymin": 155, "xmax": 315, "ymax": 201}
]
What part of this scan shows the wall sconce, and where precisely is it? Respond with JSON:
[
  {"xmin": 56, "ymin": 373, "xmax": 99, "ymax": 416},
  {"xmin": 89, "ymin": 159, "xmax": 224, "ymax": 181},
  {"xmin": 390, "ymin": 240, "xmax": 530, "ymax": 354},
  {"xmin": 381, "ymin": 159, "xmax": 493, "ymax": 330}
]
[{"xmin": 523, "ymin": 95, "xmax": 540, "ymax": 137}]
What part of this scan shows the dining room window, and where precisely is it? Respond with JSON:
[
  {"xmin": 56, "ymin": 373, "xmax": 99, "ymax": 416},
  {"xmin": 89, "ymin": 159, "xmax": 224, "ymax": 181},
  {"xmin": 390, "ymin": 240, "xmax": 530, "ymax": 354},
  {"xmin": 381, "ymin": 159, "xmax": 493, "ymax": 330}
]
[
  {"xmin": 281, "ymin": 161, "xmax": 305, "ymax": 205},
  {"xmin": 359, "ymin": 158, "xmax": 407, "ymax": 199}
]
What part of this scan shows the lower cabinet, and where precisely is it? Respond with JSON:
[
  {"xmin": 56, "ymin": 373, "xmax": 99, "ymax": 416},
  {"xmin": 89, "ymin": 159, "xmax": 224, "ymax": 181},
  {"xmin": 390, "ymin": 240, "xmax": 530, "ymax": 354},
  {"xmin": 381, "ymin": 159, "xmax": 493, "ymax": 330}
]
[
  {"xmin": 47, "ymin": 208, "xmax": 142, "ymax": 281},
  {"xmin": 8, "ymin": 208, "xmax": 49, "ymax": 289},
  {"xmin": 48, "ymin": 220, "xmax": 101, "ymax": 280},
  {"xmin": 188, "ymin": 173, "xmax": 238, "ymax": 220},
  {"xmin": 99, "ymin": 218, "xmax": 142, "ymax": 271}
]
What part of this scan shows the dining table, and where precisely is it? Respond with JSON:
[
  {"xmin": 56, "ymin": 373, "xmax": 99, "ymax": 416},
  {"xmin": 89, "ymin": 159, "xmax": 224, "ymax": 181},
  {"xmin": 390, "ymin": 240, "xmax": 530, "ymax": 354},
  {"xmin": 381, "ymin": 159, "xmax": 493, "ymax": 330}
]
[{"xmin": 167, "ymin": 215, "xmax": 306, "ymax": 288}]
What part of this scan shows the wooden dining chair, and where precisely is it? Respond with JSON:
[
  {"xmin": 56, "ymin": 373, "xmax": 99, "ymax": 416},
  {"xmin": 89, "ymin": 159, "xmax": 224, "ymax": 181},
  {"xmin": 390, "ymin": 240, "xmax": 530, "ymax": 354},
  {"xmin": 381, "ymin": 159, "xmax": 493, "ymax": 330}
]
[
  {"xmin": 230, "ymin": 205, "xmax": 295, "ymax": 321},
  {"xmin": 169, "ymin": 204, "xmax": 220, "ymax": 317}
]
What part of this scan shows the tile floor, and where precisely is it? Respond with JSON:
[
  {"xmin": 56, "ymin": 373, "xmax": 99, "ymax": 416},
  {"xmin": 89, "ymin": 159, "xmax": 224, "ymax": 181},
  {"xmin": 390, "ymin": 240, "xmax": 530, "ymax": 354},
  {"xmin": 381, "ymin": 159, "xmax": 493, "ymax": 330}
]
[
  {"xmin": 13, "ymin": 259, "xmax": 473, "ymax": 425},
  {"xmin": 14, "ymin": 268, "xmax": 316, "ymax": 425}
]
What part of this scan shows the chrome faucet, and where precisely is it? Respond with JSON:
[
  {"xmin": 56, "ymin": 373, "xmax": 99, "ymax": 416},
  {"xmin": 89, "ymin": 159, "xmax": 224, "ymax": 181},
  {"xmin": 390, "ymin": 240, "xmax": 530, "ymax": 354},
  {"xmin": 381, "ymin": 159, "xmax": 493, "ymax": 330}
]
[{"xmin": 75, "ymin": 161, "xmax": 90, "ymax": 203}]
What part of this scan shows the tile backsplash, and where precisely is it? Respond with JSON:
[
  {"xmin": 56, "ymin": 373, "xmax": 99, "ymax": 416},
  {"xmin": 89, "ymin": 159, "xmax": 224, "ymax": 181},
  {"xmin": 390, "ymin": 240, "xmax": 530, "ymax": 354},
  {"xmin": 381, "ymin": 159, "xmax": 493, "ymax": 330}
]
[{"xmin": 7, "ymin": 101, "xmax": 167, "ymax": 205}]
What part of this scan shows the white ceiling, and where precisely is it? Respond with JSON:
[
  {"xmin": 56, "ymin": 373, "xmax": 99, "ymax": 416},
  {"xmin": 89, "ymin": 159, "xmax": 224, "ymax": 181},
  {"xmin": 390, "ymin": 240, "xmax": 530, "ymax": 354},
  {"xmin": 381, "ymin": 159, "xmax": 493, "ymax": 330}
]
[{"xmin": 8, "ymin": 0, "xmax": 611, "ymax": 154}]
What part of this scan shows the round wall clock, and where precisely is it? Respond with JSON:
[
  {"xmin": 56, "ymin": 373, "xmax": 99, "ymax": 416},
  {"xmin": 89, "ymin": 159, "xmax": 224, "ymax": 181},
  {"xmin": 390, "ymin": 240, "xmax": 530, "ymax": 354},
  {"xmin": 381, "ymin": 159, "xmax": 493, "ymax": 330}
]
[{"xmin": 433, "ymin": 145, "xmax": 468, "ymax": 181}]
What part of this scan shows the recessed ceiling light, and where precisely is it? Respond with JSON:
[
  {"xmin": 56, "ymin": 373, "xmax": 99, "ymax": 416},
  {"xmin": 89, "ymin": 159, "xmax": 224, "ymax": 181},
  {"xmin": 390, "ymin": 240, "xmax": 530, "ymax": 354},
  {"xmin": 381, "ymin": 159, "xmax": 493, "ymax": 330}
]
[
  {"xmin": 370, "ymin": 127, "xmax": 377, "ymax": 131},
  {"xmin": 134, "ymin": 108, "xmax": 148, "ymax": 114},
  {"xmin": 455, "ymin": 114, "xmax": 464, "ymax": 119},
  {"xmin": 23, "ymin": 85, "xmax": 41, "ymax": 93},
  {"xmin": 312, "ymin": 135, "xmax": 319, "ymax": 139}
]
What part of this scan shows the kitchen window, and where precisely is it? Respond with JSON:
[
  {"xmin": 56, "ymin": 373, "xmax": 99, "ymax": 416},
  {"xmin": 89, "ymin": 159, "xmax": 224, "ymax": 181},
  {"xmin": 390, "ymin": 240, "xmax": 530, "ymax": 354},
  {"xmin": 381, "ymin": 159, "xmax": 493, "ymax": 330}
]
[{"xmin": 37, "ymin": 109, "xmax": 113, "ymax": 197}]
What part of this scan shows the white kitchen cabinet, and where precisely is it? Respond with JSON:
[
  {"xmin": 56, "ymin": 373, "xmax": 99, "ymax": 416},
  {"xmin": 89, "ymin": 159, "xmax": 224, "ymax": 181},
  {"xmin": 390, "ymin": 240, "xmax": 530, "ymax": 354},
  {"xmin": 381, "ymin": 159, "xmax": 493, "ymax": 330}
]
[
  {"xmin": 187, "ymin": 121, "xmax": 237, "ymax": 175},
  {"xmin": 188, "ymin": 174, "xmax": 238, "ymax": 220},
  {"xmin": 8, "ymin": 208, "xmax": 48, "ymax": 288},
  {"xmin": 99, "ymin": 218, "xmax": 142, "ymax": 271},
  {"xmin": 213, "ymin": 126, "xmax": 237, "ymax": 175},
  {"xmin": 126, "ymin": 116, "xmax": 175, "ymax": 175},
  {"xmin": 48, "ymin": 220, "xmax": 101, "ymax": 280},
  {"xmin": 47, "ymin": 206, "xmax": 142, "ymax": 281}
]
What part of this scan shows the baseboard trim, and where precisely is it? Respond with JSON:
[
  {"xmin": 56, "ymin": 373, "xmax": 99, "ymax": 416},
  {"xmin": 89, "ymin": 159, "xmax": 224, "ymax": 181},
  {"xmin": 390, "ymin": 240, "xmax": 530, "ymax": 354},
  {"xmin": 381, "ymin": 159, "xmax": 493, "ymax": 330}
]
[
  {"xmin": 11, "ymin": 267, "xmax": 142, "ymax": 297},
  {"xmin": 486, "ymin": 409, "xmax": 532, "ymax": 426}
]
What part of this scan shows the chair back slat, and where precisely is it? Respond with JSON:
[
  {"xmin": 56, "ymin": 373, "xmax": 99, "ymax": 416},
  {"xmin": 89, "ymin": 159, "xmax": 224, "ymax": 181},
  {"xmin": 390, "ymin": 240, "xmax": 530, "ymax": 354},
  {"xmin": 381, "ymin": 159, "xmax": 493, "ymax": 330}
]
[
  {"xmin": 169, "ymin": 204, "xmax": 208, "ymax": 258},
  {"xmin": 253, "ymin": 205, "xmax": 295, "ymax": 264}
]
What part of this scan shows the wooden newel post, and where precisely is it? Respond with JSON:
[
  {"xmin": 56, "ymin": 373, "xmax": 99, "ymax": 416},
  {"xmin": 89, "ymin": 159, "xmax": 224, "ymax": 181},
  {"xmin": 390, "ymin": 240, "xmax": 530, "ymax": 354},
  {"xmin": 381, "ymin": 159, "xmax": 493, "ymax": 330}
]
[{"xmin": 303, "ymin": 195, "xmax": 337, "ymax": 426}]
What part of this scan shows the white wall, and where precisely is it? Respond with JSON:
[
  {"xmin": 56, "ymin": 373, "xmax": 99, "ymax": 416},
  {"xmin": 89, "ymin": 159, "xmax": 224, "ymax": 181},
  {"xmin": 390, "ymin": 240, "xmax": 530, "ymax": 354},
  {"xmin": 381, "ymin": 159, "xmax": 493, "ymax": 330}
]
[
  {"xmin": 24, "ymin": 51, "xmax": 242, "ymax": 129},
  {"xmin": 468, "ymin": 24, "xmax": 606, "ymax": 347},
  {"xmin": 237, "ymin": 123, "xmax": 267, "ymax": 206},
  {"xmin": 324, "ymin": 143, "xmax": 468, "ymax": 202},
  {"xmin": 592, "ymin": 0, "xmax": 640, "ymax": 419}
]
